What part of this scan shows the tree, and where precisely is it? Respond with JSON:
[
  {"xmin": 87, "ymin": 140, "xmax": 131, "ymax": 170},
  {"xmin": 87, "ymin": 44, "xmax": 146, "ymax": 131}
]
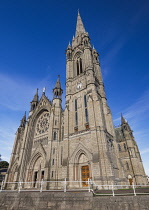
[
  {"xmin": 0, "ymin": 161, "xmax": 9, "ymax": 169},
  {"xmin": 0, "ymin": 154, "xmax": 2, "ymax": 161}
]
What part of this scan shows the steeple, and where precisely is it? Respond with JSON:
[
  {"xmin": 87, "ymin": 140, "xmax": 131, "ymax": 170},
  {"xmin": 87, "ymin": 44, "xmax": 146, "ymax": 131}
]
[
  {"xmin": 53, "ymin": 75, "xmax": 63, "ymax": 99},
  {"xmin": 75, "ymin": 10, "xmax": 86, "ymax": 37},
  {"xmin": 20, "ymin": 111, "xmax": 26, "ymax": 128}
]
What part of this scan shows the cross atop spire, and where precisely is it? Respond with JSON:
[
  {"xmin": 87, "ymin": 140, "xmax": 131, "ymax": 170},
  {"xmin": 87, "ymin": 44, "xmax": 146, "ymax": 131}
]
[{"xmin": 75, "ymin": 10, "xmax": 86, "ymax": 37}]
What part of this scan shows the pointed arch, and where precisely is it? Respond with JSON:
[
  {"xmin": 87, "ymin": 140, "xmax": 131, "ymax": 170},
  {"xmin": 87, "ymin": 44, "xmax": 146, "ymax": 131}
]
[
  {"xmin": 28, "ymin": 144, "xmax": 46, "ymax": 170},
  {"xmin": 69, "ymin": 143, "xmax": 92, "ymax": 164}
]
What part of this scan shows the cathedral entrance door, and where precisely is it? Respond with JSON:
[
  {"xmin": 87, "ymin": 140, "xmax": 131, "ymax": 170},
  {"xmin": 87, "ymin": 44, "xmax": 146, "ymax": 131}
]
[
  {"xmin": 129, "ymin": 178, "xmax": 133, "ymax": 185},
  {"xmin": 128, "ymin": 175, "xmax": 133, "ymax": 185},
  {"xmin": 81, "ymin": 165, "xmax": 89, "ymax": 187}
]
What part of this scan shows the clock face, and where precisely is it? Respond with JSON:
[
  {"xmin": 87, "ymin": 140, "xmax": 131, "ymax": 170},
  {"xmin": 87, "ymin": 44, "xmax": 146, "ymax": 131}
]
[
  {"xmin": 77, "ymin": 82, "xmax": 82, "ymax": 90},
  {"xmin": 35, "ymin": 112, "xmax": 50, "ymax": 136}
]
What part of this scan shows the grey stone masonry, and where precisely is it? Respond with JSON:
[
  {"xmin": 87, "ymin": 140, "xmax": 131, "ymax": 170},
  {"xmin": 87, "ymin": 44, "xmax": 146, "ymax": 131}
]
[{"xmin": 0, "ymin": 192, "xmax": 149, "ymax": 210}]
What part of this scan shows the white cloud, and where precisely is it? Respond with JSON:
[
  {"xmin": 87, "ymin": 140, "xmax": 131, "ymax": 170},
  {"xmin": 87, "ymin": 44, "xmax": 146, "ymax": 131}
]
[{"xmin": 0, "ymin": 74, "xmax": 35, "ymax": 111}]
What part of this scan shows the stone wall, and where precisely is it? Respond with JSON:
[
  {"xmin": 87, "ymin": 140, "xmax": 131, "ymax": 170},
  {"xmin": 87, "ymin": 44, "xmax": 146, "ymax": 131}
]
[{"xmin": 0, "ymin": 192, "xmax": 149, "ymax": 210}]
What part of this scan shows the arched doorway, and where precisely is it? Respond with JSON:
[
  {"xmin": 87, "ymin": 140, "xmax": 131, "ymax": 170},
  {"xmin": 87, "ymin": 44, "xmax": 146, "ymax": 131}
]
[
  {"xmin": 128, "ymin": 175, "xmax": 133, "ymax": 185},
  {"xmin": 32, "ymin": 156, "xmax": 44, "ymax": 188},
  {"xmin": 79, "ymin": 153, "xmax": 90, "ymax": 187}
]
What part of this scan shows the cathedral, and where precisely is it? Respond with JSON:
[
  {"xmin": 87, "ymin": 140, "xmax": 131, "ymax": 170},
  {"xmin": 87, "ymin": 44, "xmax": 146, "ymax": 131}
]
[{"xmin": 5, "ymin": 12, "xmax": 147, "ymax": 189}]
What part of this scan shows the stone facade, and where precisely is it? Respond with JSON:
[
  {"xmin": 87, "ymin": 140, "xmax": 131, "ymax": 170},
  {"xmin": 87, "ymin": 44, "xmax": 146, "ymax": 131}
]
[{"xmin": 5, "ymin": 12, "xmax": 147, "ymax": 190}]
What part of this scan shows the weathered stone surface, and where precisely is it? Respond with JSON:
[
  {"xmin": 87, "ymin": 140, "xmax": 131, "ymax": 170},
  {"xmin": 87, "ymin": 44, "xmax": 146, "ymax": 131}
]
[{"xmin": 0, "ymin": 192, "xmax": 149, "ymax": 210}]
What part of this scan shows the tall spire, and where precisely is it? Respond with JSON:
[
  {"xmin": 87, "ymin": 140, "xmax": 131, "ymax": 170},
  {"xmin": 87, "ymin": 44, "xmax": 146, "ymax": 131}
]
[
  {"xmin": 75, "ymin": 10, "xmax": 86, "ymax": 37},
  {"xmin": 53, "ymin": 75, "xmax": 63, "ymax": 99}
]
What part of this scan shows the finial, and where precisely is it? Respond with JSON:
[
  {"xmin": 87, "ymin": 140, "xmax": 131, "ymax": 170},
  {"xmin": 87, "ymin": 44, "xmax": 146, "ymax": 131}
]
[
  {"xmin": 43, "ymin": 87, "xmax": 46, "ymax": 95},
  {"xmin": 67, "ymin": 42, "xmax": 71, "ymax": 49}
]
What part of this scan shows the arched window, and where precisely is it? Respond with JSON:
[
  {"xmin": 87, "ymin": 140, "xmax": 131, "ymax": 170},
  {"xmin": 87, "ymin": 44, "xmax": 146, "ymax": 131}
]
[
  {"xmin": 77, "ymin": 60, "xmax": 79, "ymax": 75},
  {"xmin": 52, "ymin": 159, "xmax": 54, "ymax": 165},
  {"xmin": 76, "ymin": 58, "xmax": 83, "ymax": 76},
  {"xmin": 84, "ymin": 95, "xmax": 88, "ymax": 123},
  {"xmin": 75, "ymin": 99, "xmax": 78, "ymax": 126},
  {"xmin": 80, "ymin": 58, "xmax": 82, "ymax": 74}
]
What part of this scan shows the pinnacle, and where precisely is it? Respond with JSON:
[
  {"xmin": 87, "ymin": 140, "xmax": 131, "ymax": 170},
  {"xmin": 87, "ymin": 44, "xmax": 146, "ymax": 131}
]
[
  {"xmin": 53, "ymin": 75, "xmax": 63, "ymax": 99},
  {"xmin": 33, "ymin": 88, "xmax": 39, "ymax": 102},
  {"xmin": 55, "ymin": 75, "xmax": 61, "ymax": 89},
  {"xmin": 75, "ymin": 10, "xmax": 86, "ymax": 37},
  {"xmin": 121, "ymin": 113, "xmax": 126, "ymax": 125}
]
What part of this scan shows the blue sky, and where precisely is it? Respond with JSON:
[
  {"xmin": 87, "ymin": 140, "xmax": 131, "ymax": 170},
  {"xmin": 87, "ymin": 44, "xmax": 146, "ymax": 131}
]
[{"xmin": 0, "ymin": 0, "xmax": 149, "ymax": 175}]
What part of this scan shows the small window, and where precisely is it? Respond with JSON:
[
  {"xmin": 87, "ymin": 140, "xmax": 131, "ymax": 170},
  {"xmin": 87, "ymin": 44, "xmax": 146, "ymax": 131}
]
[
  {"xmin": 52, "ymin": 171, "xmax": 54, "ymax": 178},
  {"xmin": 124, "ymin": 143, "xmax": 127, "ymax": 151},
  {"xmin": 53, "ymin": 131, "xmax": 57, "ymax": 140},
  {"xmin": 77, "ymin": 60, "xmax": 79, "ymax": 75},
  {"xmin": 52, "ymin": 159, "xmax": 54, "ymax": 165},
  {"xmin": 62, "ymin": 126, "xmax": 64, "ymax": 140},
  {"xmin": 61, "ymin": 147, "xmax": 63, "ymax": 165},
  {"xmin": 84, "ymin": 95, "xmax": 87, "ymax": 107},
  {"xmin": 118, "ymin": 144, "xmax": 121, "ymax": 151},
  {"xmin": 126, "ymin": 162, "xmax": 129, "ymax": 170},
  {"xmin": 85, "ymin": 109, "xmax": 88, "ymax": 122},
  {"xmin": 75, "ymin": 112, "xmax": 78, "ymax": 126},
  {"xmin": 80, "ymin": 58, "xmax": 82, "ymax": 74},
  {"xmin": 75, "ymin": 99, "xmax": 77, "ymax": 111},
  {"xmin": 41, "ymin": 171, "xmax": 44, "ymax": 180}
]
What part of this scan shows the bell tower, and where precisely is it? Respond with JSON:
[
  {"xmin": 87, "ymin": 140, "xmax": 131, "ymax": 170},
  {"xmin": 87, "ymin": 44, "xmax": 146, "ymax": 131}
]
[
  {"xmin": 63, "ymin": 11, "xmax": 125, "ymax": 185},
  {"xmin": 65, "ymin": 11, "xmax": 113, "ymax": 135}
]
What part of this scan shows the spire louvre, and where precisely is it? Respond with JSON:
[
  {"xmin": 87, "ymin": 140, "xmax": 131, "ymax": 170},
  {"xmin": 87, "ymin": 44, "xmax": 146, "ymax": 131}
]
[{"xmin": 75, "ymin": 11, "xmax": 86, "ymax": 37}]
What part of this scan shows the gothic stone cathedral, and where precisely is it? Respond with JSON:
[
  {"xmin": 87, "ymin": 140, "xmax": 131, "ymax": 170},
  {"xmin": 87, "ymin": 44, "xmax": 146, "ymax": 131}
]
[{"xmin": 5, "ymin": 12, "xmax": 147, "ymax": 189}]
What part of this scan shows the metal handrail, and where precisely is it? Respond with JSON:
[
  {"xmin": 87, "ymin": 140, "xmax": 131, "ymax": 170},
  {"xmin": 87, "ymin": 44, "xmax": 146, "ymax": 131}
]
[{"xmin": 0, "ymin": 180, "xmax": 149, "ymax": 196}]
